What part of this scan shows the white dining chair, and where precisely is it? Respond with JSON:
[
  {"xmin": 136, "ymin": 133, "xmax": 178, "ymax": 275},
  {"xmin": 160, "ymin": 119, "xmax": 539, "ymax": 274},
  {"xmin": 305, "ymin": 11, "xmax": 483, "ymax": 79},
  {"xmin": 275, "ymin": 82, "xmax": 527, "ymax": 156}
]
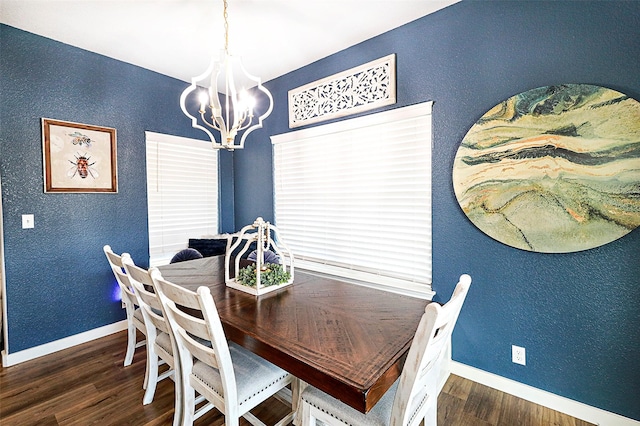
[
  {"xmin": 103, "ymin": 245, "xmax": 146, "ymax": 368},
  {"xmin": 153, "ymin": 275, "xmax": 297, "ymax": 426},
  {"xmin": 123, "ymin": 260, "xmax": 182, "ymax": 426},
  {"xmin": 299, "ymin": 274, "xmax": 472, "ymax": 426}
]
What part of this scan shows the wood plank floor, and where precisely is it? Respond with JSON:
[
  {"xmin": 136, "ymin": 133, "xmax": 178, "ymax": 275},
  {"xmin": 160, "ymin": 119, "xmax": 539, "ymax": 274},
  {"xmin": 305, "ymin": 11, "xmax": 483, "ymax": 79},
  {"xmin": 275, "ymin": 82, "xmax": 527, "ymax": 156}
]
[{"xmin": 0, "ymin": 331, "xmax": 594, "ymax": 426}]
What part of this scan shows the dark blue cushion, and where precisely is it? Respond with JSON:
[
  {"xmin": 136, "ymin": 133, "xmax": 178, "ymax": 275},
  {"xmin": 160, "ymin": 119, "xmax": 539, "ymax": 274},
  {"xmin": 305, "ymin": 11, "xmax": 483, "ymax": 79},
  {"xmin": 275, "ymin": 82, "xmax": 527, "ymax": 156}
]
[
  {"xmin": 248, "ymin": 250, "xmax": 281, "ymax": 264},
  {"xmin": 170, "ymin": 248, "xmax": 204, "ymax": 263},
  {"xmin": 188, "ymin": 238, "xmax": 227, "ymax": 257}
]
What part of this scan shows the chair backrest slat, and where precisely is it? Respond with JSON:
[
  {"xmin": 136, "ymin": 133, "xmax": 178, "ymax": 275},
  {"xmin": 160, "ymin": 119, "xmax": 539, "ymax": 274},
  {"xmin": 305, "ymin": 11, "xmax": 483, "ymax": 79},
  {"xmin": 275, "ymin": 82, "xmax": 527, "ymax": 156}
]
[
  {"xmin": 156, "ymin": 282, "xmax": 218, "ymax": 368},
  {"xmin": 105, "ymin": 248, "xmax": 125, "ymax": 269},
  {"xmin": 111, "ymin": 267, "xmax": 137, "ymax": 300},
  {"xmin": 175, "ymin": 326, "xmax": 220, "ymax": 369},
  {"xmin": 391, "ymin": 274, "xmax": 471, "ymax": 426},
  {"xmin": 167, "ymin": 306, "xmax": 210, "ymax": 342},
  {"xmin": 154, "ymin": 277, "xmax": 237, "ymax": 406},
  {"xmin": 123, "ymin": 261, "xmax": 170, "ymax": 335},
  {"xmin": 156, "ymin": 278, "xmax": 202, "ymax": 310},
  {"xmin": 103, "ymin": 245, "xmax": 138, "ymax": 306}
]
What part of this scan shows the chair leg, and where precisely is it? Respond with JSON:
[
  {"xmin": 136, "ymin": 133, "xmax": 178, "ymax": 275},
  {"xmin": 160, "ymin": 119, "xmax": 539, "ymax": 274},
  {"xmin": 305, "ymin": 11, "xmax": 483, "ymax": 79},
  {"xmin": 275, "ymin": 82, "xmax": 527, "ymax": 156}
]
[
  {"xmin": 180, "ymin": 385, "xmax": 196, "ymax": 426},
  {"xmin": 142, "ymin": 350, "xmax": 150, "ymax": 390},
  {"xmin": 124, "ymin": 320, "xmax": 136, "ymax": 366},
  {"xmin": 424, "ymin": 395, "xmax": 437, "ymax": 426},
  {"xmin": 172, "ymin": 392, "xmax": 182, "ymax": 426},
  {"xmin": 172, "ymin": 361, "xmax": 182, "ymax": 426},
  {"xmin": 143, "ymin": 340, "xmax": 159, "ymax": 405},
  {"xmin": 225, "ymin": 413, "xmax": 240, "ymax": 426},
  {"xmin": 290, "ymin": 379, "xmax": 302, "ymax": 426},
  {"xmin": 299, "ymin": 401, "xmax": 314, "ymax": 426},
  {"xmin": 292, "ymin": 380, "xmax": 304, "ymax": 426}
]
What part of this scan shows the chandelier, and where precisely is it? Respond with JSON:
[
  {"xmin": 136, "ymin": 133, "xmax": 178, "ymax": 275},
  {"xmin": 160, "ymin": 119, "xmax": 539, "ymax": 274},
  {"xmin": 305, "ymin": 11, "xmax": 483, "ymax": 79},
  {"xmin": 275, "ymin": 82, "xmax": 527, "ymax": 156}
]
[{"xmin": 180, "ymin": 0, "xmax": 273, "ymax": 150}]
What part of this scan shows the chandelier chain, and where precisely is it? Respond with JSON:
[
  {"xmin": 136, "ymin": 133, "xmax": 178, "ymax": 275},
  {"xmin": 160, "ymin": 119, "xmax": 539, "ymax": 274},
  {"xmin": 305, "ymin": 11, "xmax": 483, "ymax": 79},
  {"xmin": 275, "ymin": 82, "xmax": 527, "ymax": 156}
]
[{"xmin": 223, "ymin": 0, "xmax": 229, "ymax": 53}]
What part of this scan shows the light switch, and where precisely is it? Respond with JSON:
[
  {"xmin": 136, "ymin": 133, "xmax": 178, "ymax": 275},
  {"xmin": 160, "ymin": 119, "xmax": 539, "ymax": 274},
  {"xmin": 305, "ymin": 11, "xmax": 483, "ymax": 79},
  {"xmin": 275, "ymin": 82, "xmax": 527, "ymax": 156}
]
[{"xmin": 22, "ymin": 214, "xmax": 34, "ymax": 229}]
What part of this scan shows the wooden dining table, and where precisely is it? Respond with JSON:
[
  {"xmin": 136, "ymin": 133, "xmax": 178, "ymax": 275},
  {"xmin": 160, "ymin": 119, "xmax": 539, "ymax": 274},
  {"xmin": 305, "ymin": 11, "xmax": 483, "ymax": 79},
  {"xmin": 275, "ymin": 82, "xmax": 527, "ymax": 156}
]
[{"xmin": 158, "ymin": 255, "xmax": 427, "ymax": 414}]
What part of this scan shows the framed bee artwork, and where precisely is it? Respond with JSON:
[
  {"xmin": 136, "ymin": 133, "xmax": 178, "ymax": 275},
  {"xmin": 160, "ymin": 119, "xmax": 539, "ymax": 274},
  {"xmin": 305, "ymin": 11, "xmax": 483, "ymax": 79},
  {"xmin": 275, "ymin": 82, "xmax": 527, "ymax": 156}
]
[{"xmin": 42, "ymin": 118, "xmax": 117, "ymax": 193}]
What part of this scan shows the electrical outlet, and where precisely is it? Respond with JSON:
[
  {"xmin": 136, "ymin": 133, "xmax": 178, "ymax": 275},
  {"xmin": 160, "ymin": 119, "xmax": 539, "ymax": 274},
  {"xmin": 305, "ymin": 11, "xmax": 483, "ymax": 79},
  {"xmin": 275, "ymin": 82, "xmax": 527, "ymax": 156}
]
[
  {"xmin": 512, "ymin": 345, "xmax": 526, "ymax": 365},
  {"xmin": 22, "ymin": 214, "xmax": 35, "ymax": 229}
]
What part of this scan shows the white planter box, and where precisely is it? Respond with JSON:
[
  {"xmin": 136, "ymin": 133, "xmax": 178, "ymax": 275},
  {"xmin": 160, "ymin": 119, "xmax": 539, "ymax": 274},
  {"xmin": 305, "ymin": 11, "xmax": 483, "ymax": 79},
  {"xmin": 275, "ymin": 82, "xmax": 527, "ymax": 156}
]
[{"xmin": 224, "ymin": 217, "xmax": 295, "ymax": 296}]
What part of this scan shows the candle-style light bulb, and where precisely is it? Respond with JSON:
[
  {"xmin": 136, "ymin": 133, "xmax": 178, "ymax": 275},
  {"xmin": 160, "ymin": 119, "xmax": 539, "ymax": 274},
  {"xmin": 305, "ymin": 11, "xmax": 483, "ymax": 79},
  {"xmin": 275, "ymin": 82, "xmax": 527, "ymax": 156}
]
[
  {"xmin": 246, "ymin": 94, "xmax": 256, "ymax": 112},
  {"xmin": 199, "ymin": 91, "xmax": 209, "ymax": 112},
  {"xmin": 237, "ymin": 90, "xmax": 247, "ymax": 111}
]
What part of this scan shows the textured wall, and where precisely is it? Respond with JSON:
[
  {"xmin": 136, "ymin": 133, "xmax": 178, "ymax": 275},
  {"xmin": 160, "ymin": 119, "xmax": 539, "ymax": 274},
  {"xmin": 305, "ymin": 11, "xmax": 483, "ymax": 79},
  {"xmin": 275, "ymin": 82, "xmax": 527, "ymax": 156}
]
[
  {"xmin": 2, "ymin": 0, "xmax": 639, "ymax": 421},
  {"xmin": 232, "ymin": 1, "xmax": 640, "ymax": 421},
  {"xmin": 0, "ymin": 24, "xmax": 234, "ymax": 353}
]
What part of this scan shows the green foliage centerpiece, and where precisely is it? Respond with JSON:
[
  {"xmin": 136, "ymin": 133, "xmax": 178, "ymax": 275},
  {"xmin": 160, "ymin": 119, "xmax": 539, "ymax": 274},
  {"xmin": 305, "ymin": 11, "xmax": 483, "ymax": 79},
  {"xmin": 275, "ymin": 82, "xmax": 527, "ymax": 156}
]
[
  {"xmin": 224, "ymin": 217, "xmax": 295, "ymax": 296},
  {"xmin": 236, "ymin": 263, "xmax": 291, "ymax": 288}
]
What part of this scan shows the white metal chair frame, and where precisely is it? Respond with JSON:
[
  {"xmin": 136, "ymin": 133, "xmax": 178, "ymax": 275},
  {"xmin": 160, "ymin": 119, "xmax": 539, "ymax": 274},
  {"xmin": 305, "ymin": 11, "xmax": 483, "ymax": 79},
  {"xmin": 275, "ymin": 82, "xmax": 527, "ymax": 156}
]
[
  {"xmin": 299, "ymin": 274, "xmax": 472, "ymax": 426},
  {"xmin": 123, "ymin": 260, "xmax": 182, "ymax": 426},
  {"xmin": 154, "ymin": 275, "xmax": 297, "ymax": 426},
  {"xmin": 103, "ymin": 245, "xmax": 146, "ymax": 368}
]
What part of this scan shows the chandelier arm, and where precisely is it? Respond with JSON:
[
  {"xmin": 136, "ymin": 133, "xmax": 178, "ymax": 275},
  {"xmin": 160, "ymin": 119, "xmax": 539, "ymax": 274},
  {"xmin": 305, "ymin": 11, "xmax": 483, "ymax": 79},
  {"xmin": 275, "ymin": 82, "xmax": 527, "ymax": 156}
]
[
  {"xmin": 198, "ymin": 111, "xmax": 223, "ymax": 132},
  {"xmin": 235, "ymin": 115, "xmax": 255, "ymax": 132}
]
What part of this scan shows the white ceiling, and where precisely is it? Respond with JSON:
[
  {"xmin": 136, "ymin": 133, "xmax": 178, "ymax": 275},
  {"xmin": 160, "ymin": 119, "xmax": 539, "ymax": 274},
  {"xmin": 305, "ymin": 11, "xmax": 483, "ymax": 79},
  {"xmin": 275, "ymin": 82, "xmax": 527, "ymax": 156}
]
[{"xmin": 1, "ymin": 0, "xmax": 459, "ymax": 84}]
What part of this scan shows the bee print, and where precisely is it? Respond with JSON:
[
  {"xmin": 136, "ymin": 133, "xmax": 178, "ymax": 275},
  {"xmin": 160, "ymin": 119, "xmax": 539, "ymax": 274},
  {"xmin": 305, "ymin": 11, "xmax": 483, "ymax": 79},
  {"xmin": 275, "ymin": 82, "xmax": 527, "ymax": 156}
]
[
  {"xmin": 68, "ymin": 131, "xmax": 94, "ymax": 148},
  {"xmin": 68, "ymin": 153, "xmax": 98, "ymax": 179}
]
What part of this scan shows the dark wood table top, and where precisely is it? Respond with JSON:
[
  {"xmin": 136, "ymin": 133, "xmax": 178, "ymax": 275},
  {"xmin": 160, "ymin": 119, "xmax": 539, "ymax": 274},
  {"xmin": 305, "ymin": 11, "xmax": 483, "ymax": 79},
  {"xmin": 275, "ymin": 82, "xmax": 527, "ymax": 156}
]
[{"xmin": 159, "ymin": 255, "xmax": 426, "ymax": 413}]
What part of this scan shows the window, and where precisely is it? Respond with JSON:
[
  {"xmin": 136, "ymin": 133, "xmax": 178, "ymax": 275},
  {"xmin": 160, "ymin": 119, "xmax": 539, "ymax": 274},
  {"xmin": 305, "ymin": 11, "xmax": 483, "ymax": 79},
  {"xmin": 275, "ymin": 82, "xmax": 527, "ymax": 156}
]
[
  {"xmin": 145, "ymin": 132, "xmax": 219, "ymax": 266},
  {"xmin": 271, "ymin": 102, "xmax": 433, "ymax": 299}
]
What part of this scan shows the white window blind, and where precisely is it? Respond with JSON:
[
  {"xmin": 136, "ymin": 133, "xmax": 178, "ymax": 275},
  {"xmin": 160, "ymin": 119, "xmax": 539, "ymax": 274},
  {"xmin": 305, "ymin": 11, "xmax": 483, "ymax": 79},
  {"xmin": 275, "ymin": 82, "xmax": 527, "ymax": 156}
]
[
  {"xmin": 145, "ymin": 132, "xmax": 219, "ymax": 266},
  {"xmin": 271, "ymin": 102, "xmax": 433, "ymax": 298}
]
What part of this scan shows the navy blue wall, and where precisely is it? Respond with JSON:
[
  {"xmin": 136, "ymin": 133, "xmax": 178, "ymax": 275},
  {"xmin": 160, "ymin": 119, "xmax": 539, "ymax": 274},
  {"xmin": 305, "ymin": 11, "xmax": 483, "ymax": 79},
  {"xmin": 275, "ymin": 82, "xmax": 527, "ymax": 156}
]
[
  {"xmin": 0, "ymin": 24, "xmax": 234, "ymax": 352},
  {"xmin": 2, "ymin": 0, "xmax": 639, "ymax": 421},
  {"xmin": 233, "ymin": 1, "xmax": 640, "ymax": 421}
]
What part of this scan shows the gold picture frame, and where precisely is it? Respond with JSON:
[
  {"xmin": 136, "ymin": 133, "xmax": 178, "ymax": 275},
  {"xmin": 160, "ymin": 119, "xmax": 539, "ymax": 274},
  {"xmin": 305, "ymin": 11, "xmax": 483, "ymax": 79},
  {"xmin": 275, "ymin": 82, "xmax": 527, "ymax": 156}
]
[{"xmin": 42, "ymin": 118, "xmax": 117, "ymax": 193}]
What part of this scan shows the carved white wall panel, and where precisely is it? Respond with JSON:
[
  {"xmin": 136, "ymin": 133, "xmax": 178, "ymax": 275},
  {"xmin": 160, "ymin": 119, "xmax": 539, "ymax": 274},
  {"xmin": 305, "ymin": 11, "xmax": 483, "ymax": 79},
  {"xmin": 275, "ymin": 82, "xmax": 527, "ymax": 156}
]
[{"xmin": 288, "ymin": 54, "xmax": 396, "ymax": 128}]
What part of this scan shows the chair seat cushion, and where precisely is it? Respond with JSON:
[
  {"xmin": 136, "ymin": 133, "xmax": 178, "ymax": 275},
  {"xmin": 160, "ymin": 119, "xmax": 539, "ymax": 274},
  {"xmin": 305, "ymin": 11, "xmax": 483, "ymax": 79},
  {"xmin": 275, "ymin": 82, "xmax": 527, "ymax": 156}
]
[
  {"xmin": 133, "ymin": 308, "xmax": 144, "ymax": 323},
  {"xmin": 302, "ymin": 380, "xmax": 399, "ymax": 426},
  {"xmin": 155, "ymin": 331, "xmax": 173, "ymax": 356},
  {"xmin": 191, "ymin": 342, "xmax": 290, "ymax": 406}
]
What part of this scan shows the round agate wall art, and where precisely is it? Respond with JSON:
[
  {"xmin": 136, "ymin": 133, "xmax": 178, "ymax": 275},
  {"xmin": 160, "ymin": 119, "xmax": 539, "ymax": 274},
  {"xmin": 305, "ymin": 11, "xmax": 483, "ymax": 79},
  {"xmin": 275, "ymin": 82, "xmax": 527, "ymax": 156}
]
[{"xmin": 452, "ymin": 84, "xmax": 640, "ymax": 253}]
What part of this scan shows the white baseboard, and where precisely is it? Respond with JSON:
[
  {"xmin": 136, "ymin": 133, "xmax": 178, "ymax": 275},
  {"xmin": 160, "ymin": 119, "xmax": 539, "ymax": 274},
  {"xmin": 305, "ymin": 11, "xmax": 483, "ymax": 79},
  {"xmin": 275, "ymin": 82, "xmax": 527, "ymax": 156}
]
[
  {"xmin": 1, "ymin": 320, "xmax": 127, "ymax": 367},
  {"xmin": 451, "ymin": 361, "xmax": 640, "ymax": 426}
]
